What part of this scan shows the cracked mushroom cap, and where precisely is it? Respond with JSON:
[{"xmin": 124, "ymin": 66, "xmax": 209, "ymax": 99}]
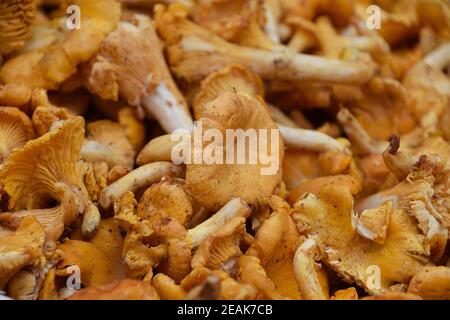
[
  {"xmin": 85, "ymin": 120, "xmax": 136, "ymax": 170},
  {"xmin": 68, "ymin": 279, "xmax": 160, "ymax": 300},
  {"xmin": 0, "ymin": 0, "xmax": 37, "ymax": 55},
  {"xmin": 0, "ymin": 216, "xmax": 45, "ymax": 289},
  {"xmin": 246, "ymin": 196, "xmax": 300, "ymax": 299},
  {"xmin": 191, "ymin": 217, "xmax": 246, "ymax": 270},
  {"xmin": 137, "ymin": 177, "xmax": 198, "ymax": 226},
  {"xmin": 0, "ymin": 107, "xmax": 35, "ymax": 164},
  {"xmin": 193, "ymin": 64, "xmax": 264, "ymax": 119},
  {"xmin": 0, "ymin": 117, "xmax": 88, "ymax": 211},
  {"xmin": 292, "ymin": 185, "xmax": 430, "ymax": 294},
  {"xmin": 186, "ymin": 91, "xmax": 284, "ymax": 211},
  {"xmin": 32, "ymin": 105, "xmax": 75, "ymax": 136},
  {"xmin": 0, "ymin": 0, "xmax": 121, "ymax": 89}
]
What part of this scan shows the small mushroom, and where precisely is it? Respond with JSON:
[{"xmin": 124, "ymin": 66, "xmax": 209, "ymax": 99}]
[
  {"xmin": 407, "ymin": 266, "xmax": 450, "ymax": 300},
  {"xmin": 99, "ymin": 161, "xmax": 184, "ymax": 209},
  {"xmin": 0, "ymin": 216, "xmax": 45, "ymax": 289},
  {"xmin": 84, "ymin": 14, "xmax": 193, "ymax": 132}
]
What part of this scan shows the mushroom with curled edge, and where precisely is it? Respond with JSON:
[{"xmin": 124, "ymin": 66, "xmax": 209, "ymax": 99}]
[
  {"xmin": 355, "ymin": 156, "xmax": 449, "ymax": 262},
  {"xmin": 293, "ymin": 238, "xmax": 329, "ymax": 300},
  {"xmin": 0, "ymin": 0, "xmax": 121, "ymax": 89},
  {"xmin": 246, "ymin": 196, "xmax": 300, "ymax": 299},
  {"xmin": 186, "ymin": 91, "xmax": 284, "ymax": 211},
  {"xmin": 0, "ymin": 217, "xmax": 45, "ymax": 290},
  {"xmin": 84, "ymin": 14, "xmax": 193, "ymax": 133},
  {"xmin": 293, "ymin": 185, "xmax": 432, "ymax": 294},
  {"xmin": 154, "ymin": 4, "xmax": 376, "ymax": 86},
  {"xmin": 0, "ymin": 117, "xmax": 100, "ymax": 241}
]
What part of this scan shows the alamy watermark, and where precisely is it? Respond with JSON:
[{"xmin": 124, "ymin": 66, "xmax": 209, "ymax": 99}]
[
  {"xmin": 171, "ymin": 121, "xmax": 280, "ymax": 176},
  {"xmin": 66, "ymin": 5, "xmax": 81, "ymax": 30}
]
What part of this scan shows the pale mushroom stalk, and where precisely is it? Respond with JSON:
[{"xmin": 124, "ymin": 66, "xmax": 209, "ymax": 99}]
[
  {"xmin": 84, "ymin": 14, "xmax": 193, "ymax": 133},
  {"xmin": 99, "ymin": 161, "xmax": 184, "ymax": 208},
  {"xmin": 423, "ymin": 43, "xmax": 450, "ymax": 71},
  {"xmin": 293, "ymin": 239, "xmax": 329, "ymax": 300},
  {"xmin": 186, "ymin": 198, "xmax": 251, "ymax": 248},
  {"xmin": 137, "ymin": 134, "xmax": 177, "ymax": 165},
  {"xmin": 337, "ymin": 108, "xmax": 386, "ymax": 155},
  {"xmin": 382, "ymin": 136, "xmax": 418, "ymax": 180},
  {"xmin": 141, "ymin": 82, "xmax": 194, "ymax": 132},
  {"xmin": 81, "ymin": 140, "xmax": 126, "ymax": 168},
  {"xmin": 278, "ymin": 124, "xmax": 347, "ymax": 153},
  {"xmin": 155, "ymin": 5, "xmax": 376, "ymax": 85},
  {"xmin": 180, "ymin": 38, "xmax": 375, "ymax": 84}
]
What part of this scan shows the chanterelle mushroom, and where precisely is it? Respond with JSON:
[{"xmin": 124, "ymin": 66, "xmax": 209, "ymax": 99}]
[
  {"xmin": 0, "ymin": 107, "xmax": 35, "ymax": 166},
  {"xmin": 154, "ymin": 3, "xmax": 376, "ymax": 85},
  {"xmin": 292, "ymin": 185, "xmax": 430, "ymax": 294},
  {"xmin": 186, "ymin": 91, "xmax": 284, "ymax": 211},
  {"xmin": 84, "ymin": 13, "xmax": 193, "ymax": 132},
  {"xmin": 0, "ymin": 216, "xmax": 45, "ymax": 289},
  {"xmin": 0, "ymin": 0, "xmax": 121, "ymax": 89},
  {"xmin": 0, "ymin": 117, "xmax": 95, "ymax": 240}
]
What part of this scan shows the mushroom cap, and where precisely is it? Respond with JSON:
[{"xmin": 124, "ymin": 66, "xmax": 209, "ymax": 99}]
[
  {"xmin": 0, "ymin": 0, "xmax": 37, "ymax": 55},
  {"xmin": 0, "ymin": 116, "xmax": 88, "ymax": 210},
  {"xmin": 0, "ymin": 0, "xmax": 121, "ymax": 89},
  {"xmin": 407, "ymin": 266, "xmax": 450, "ymax": 300},
  {"xmin": 186, "ymin": 92, "xmax": 284, "ymax": 211},
  {"xmin": 193, "ymin": 64, "xmax": 264, "ymax": 119},
  {"xmin": 86, "ymin": 120, "xmax": 136, "ymax": 170},
  {"xmin": 152, "ymin": 273, "xmax": 187, "ymax": 300},
  {"xmin": 68, "ymin": 279, "xmax": 160, "ymax": 300},
  {"xmin": 32, "ymin": 105, "xmax": 75, "ymax": 136},
  {"xmin": 0, "ymin": 107, "xmax": 35, "ymax": 163},
  {"xmin": 137, "ymin": 177, "xmax": 197, "ymax": 226},
  {"xmin": 246, "ymin": 196, "xmax": 300, "ymax": 299},
  {"xmin": 293, "ymin": 185, "xmax": 429, "ymax": 294},
  {"xmin": 191, "ymin": 216, "xmax": 245, "ymax": 270},
  {"xmin": 57, "ymin": 239, "xmax": 123, "ymax": 287},
  {"xmin": 0, "ymin": 216, "xmax": 45, "ymax": 288}
]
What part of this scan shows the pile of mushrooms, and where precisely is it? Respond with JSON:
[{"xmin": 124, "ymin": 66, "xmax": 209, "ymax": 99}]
[{"xmin": 0, "ymin": 0, "xmax": 450, "ymax": 300}]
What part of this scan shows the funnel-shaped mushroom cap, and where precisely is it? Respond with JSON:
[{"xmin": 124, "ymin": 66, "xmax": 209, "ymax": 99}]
[
  {"xmin": 193, "ymin": 65, "xmax": 264, "ymax": 118},
  {"xmin": 0, "ymin": 0, "xmax": 37, "ymax": 55},
  {"xmin": 0, "ymin": 107, "xmax": 35, "ymax": 164},
  {"xmin": 1, "ymin": 116, "xmax": 88, "ymax": 210},
  {"xmin": 293, "ymin": 185, "xmax": 430, "ymax": 294},
  {"xmin": 0, "ymin": 216, "xmax": 45, "ymax": 288},
  {"xmin": 0, "ymin": 0, "xmax": 121, "ymax": 89},
  {"xmin": 186, "ymin": 92, "xmax": 284, "ymax": 211}
]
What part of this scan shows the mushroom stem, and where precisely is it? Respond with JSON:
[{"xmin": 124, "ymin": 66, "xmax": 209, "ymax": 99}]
[
  {"xmin": 187, "ymin": 198, "xmax": 251, "ymax": 248},
  {"xmin": 81, "ymin": 140, "xmax": 125, "ymax": 168},
  {"xmin": 137, "ymin": 134, "xmax": 177, "ymax": 165},
  {"xmin": 337, "ymin": 108, "xmax": 386, "ymax": 155},
  {"xmin": 278, "ymin": 124, "xmax": 346, "ymax": 153},
  {"xmin": 424, "ymin": 43, "xmax": 450, "ymax": 70},
  {"xmin": 382, "ymin": 135, "xmax": 417, "ymax": 180},
  {"xmin": 99, "ymin": 161, "xmax": 184, "ymax": 208},
  {"xmin": 141, "ymin": 82, "xmax": 194, "ymax": 132},
  {"xmin": 293, "ymin": 238, "xmax": 329, "ymax": 300}
]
